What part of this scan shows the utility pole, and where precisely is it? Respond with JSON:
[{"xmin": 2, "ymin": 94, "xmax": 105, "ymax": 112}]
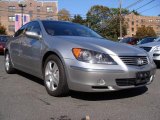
[
  {"xmin": 18, "ymin": 2, "xmax": 27, "ymax": 27},
  {"xmin": 119, "ymin": 0, "xmax": 122, "ymax": 39}
]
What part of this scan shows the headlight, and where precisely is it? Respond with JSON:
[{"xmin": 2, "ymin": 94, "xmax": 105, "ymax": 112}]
[
  {"xmin": 72, "ymin": 48, "xmax": 117, "ymax": 65},
  {"xmin": 147, "ymin": 54, "xmax": 154, "ymax": 63},
  {"xmin": 153, "ymin": 46, "xmax": 160, "ymax": 52}
]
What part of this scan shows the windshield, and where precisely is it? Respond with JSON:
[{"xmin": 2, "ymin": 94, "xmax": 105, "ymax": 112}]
[
  {"xmin": 119, "ymin": 38, "xmax": 131, "ymax": 43},
  {"xmin": 42, "ymin": 21, "xmax": 102, "ymax": 38},
  {"xmin": 154, "ymin": 37, "xmax": 160, "ymax": 42},
  {"xmin": 137, "ymin": 37, "xmax": 156, "ymax": 45},
  {"xmin": 0, "ymin": 36, "xmax": 9, "ymax": 42}
]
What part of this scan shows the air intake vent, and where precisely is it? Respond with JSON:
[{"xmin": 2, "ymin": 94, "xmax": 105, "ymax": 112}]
[{"xmin": 140, "ymin": 47, "xmax": 152, "ymax": 52}]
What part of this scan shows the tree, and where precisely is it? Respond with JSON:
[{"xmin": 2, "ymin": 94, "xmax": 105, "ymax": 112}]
[
  {"xmin": 136, "ymin": 25, "xmax": 156, "ymax": 39},
  {"xmin": 109, "ymin": 8, "xmax": 129, "ymax": 40},
  {"xmin": 146, "ymin": 26, "xmax": 156, "ymax": 37},
  {"xmin": 86, "ymin": 5, "xmax": 128, "ymax": 40},
  {"xmin": 110, "ymin": 8, "xmax": 129, "ymax": 15},
  {"xmin": 58, "ymin": 9, "xmax": 71, "ymax": 21},
  {"xmin": 0, "ymin": 23, "xmax": 7, "ymax": 35},
  {"xmin": 131, "ymin": 10, "xmax": 140, "ymax": 15},
  {"xmin": 72, "ymin": 14, "xmax": 86, "ymax": 25},
  {"xmin": 105, "ymin": 16, "xmax": 127, "ymax": 40},
  {"xmin": 86, "ymin": 5, "xmax": 111, "ymax": 29}
]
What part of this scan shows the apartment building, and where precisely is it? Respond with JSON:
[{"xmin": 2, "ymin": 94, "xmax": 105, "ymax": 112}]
[
  {"xmin": 125, "ymin": 13, "xmax": 160, "ymax": 37},
  {"xmin": 0, "ymin": 0, "xmax": 58, "ymax": 35}
]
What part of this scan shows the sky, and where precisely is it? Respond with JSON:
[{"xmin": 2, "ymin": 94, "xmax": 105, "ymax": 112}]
[{"xmin": 58, "ymin": 0, "xmax": 160, "ymax": 17}]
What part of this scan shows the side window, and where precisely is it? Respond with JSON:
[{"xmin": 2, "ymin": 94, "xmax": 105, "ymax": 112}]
[
  {"xmin": 14, "ymin": 24, "xmax": 27, "ymax": 37},
  {"xmin": 26, "ymin": 21, "xmax": 41, "ymax": 35}
]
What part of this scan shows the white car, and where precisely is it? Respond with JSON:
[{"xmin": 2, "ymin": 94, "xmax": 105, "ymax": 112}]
[{"xmin": 139, "ymin": 37, "xmax": 160, "ymax": 67}]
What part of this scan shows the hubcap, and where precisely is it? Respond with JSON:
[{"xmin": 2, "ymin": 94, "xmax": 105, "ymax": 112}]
[
  {"xmin": 5, "ymin": 54, "xmax": 10, "ymax": 71},
  {"xmin": 45, "ymin": 61, "xmax": 59, "ymax": 91}
]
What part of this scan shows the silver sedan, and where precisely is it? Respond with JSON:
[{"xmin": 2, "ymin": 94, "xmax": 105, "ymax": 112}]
[
  {"xmin": 4, "ymin": 20, "xmax": 156, "ymax": 97},
  {"xmin": 139, "ymin": 37, "xmax": 160, "ymax": 67}
]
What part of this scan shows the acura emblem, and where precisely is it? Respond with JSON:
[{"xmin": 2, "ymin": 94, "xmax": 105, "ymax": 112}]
[{"xmin": 137, "ymin": 58, "xmax": 144, "ymax": 66}]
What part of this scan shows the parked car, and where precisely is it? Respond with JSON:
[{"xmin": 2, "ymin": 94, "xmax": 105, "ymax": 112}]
[
  {"xmin": 138, "ymin": 37, "xmax": 160, "ymax": 67},
  {"xmin": 0, "ymin": 35, "xmax": 10, "ymax": 53},
  {"xmin": 137, "ymin": 37, "xmax": 157, "ymax": 45},
  {"xmin": 119, "ymin": 37, "xmax": 139, "ymax": 45},
  {"xmin": 4, "ymin": 20, "xmax": 156, "ymax": 97}
]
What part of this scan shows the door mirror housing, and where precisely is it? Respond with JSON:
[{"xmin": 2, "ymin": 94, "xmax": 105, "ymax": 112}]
[{"xmin": 25, "ymin": 31, "xmax": 42, "ymax": 39}]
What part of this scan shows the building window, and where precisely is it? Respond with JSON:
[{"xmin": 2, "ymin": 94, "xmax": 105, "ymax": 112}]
[
  {"xmin": 148, "ymin": 25, "xmax": 153, "ymax": 29},
  {"xmin": 132, "ymin": 28, "xmax": 134, "ymax": 32},
  {"xmin": 8, "ymin": 6, "xmax": 15, "ymax": 12},
  {"xmin": 127, "ymin": 30, "xmax": 130, "ymax": 34},
  {"xmin": 29, "ymin": 11, "xmax": 33, "ymax": 17},
  {"xmin": 132, "ymin": 21, "xmax": 134, "ymax": 25},
  {"xmin": 37, "ymin": 6, "xmax": 40, "ymax": 12},
  {"xmin": 156, "ymin": 19, "xmax": 160, "ymax": 22},
  {"xmin": 30, "ymin": 3, "xmax": 32, "ymax": 7},
  {"xmin": 37, "ymin": 16, "xmax": 40, "ymax": 19},
  {"xmin": 8, "ymin": 16, "xmax": 15, "ymax": 22},
  {"xmin": 8, "ymin": 25, "xmax": 15, "ymax": 32},
  {"xmin": 46, "ymin": 7, "xmax": 53, "ymax": 12},
  {"xmin": 149, "ymin": 19, "xmax": 153, "ymax": 22},
  {"xmin": 141, "ymin": 19, "xmax": 145, "ymax": 23}
]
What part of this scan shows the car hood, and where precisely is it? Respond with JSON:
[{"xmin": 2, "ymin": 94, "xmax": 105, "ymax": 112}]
[
  {"xmin": 138, "ymin": 42, "xmax": 160, "ymax": 47},
  {"xmin": 55, "ymin": 36, "xmax": 147, "ymax": 56}
]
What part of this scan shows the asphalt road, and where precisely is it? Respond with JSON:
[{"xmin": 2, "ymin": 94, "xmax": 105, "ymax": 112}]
[{"xmin": 0, "ymin": 55, "xmax": 160, "ymax": 120}]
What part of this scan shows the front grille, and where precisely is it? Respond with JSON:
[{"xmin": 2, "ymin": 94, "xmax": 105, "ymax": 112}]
[
  {"xmin": 116, "ymin": 78, "xmax": 149, "ymax": 86},
  {"xmin": 140, "ymin": 47, "xmax": 152, "ymax": 52},
  {"xmin": 119, "ymin": 56, "xmax": 148, "ymax": 66}
]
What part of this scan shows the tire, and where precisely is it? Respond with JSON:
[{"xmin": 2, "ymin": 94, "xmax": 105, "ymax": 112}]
[
  {"xmin": 43, "ymin": 55, "xmax": 69, "ymax": 97},
  {"xmin": 4, "ymin": 51, "xmax": 16, "ymax": 74},
  {"xmin": 154, "ymin": 60, "xmax": 160, "ymax": 68}
]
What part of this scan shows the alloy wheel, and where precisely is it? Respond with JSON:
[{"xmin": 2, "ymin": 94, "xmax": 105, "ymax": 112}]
[{"xmin": 45, "ymin": 61, "xmax": 59, "ymax": 91}]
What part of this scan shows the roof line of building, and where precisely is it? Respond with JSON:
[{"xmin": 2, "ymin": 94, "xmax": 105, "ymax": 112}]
[{"xmin": 126, "ymin": 13, "xmax": 160, "ymax": 18}]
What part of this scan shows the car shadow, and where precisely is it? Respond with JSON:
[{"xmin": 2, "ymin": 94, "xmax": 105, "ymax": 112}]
[
  {"xmin": 70, "ymin": 87, "xmax": 148, "ymax": 101},
  {"xmin": 15, "ymin": 70, "xmax": 148, "ymax": 101},
  {"xmin": 16, "ymin": 70, "xmax": 44, "ymax": 86},
  {"xmin": 0, "ymin": 53, "xmax": 4, "ymax": 56}
]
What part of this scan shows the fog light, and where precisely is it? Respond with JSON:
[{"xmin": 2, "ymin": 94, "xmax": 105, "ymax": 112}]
[
  {"xmin": 97, "ymin": 79, "xmax": 105, "ymax": 85},
  {"xmin": 153, "ymin": 54, "xmax": 160, "ymax": 57},
  {"xmin": 150, "ymin": 75, "xmax": 154, "ymax": 82}
]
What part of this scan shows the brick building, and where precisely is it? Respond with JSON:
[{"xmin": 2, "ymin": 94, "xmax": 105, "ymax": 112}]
[
  {"xmin": 125, "ymin": 13, "xmax": 160, "ymax": 37},
  {"xmin": 0, "ymin": 0, "xmax": 58, "ymax": 35}
]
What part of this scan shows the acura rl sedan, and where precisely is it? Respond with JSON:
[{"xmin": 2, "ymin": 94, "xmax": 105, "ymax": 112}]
[{"xmin": 4, "ymin": 20, "xmax": 156, "ymax": 97}]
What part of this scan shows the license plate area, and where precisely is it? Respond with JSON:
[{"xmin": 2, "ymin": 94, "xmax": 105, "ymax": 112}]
[{"xmin": 136, "ymin": 71, "xmax": 150, "ymax": 85}]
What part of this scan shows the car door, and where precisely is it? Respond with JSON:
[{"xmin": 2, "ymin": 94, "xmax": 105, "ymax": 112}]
[
  {"xmin": 20, "ymin": 21, "xmax": 42, "ymax": 76},
  {"xmin": 10, "ymin": 24, "xmax": 27, "ymax": 66}
]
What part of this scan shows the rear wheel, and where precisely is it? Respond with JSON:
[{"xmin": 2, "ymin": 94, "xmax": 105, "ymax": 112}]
[
  {"xmin": 5, "ymin": 52, "xmax": 16, "ymax": 74},
  {"xmin": 43, "ymin": 55, "xmax": 69, "ymax": 97}
]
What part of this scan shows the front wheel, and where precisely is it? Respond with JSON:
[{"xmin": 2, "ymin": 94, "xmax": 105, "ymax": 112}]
[
  {"xmin": 43, "ymin": 55, "xmax": 69, "ymax": 97},
  {"xmin": 5, "ymin": 52, "xmax": 16, "ymax": 74}
]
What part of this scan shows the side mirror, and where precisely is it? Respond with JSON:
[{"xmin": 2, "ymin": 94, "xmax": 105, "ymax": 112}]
[{"xmin": 25, "ymin": 31, "xmax": 42, "ymax": 39}]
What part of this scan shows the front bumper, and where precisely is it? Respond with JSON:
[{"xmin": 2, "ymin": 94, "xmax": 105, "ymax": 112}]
[{"xmin": 64, "ymin": 59, "xmax": 156, "ymax": 92}]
